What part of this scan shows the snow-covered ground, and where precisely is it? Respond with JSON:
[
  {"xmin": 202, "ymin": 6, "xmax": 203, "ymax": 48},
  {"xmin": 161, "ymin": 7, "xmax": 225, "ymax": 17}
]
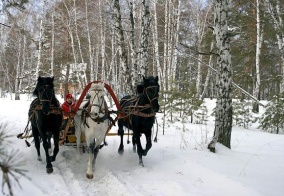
[{"xmin": 1, "ymin": 95, "xmax": 284, "ymax": 196}]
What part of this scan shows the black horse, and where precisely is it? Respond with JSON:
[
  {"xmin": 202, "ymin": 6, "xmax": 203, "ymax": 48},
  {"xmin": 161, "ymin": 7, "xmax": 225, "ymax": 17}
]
[
  {"xmin": 29, "ymin": 76, "xmax": 62, "ymax": 173},
  {"xmin": 118, "ymin": 76, "xmax": 160, "ymax": 166}
]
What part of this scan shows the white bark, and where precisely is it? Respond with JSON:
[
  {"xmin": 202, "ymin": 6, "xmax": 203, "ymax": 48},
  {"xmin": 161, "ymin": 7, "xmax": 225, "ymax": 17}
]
[
  {"xmin": 140, "ymin": 0, "xmax": 151, "ymax": 78},
  {"xmin": 36, "ymin": 0, "xmax": 46, "ymax": 78},
  {"xmin": 163, "ymin": 0, "xmax": 169, "ymax": 91},
  {"xmin": 152, "ymin": 1, "xmax": 163, "ymax": 85},
  {"xmin": 51, "ymin": 10, "xmax": 55, "ymax": 76},
  {"xmin": 15, "ymin": 34, "xmax": 21, "ymax": 100},
  {"xmin": 208, "ymin": 0, "xmax": 233, "ymax": 151},
  {"xmin": 85, "ymin": 0, "xmax": 94, "ymax": 82},
  {"xmin": 253, "ymin": 0, "xmax": 264, "ymax": 112},
  {"xmin": 171, "ymin": 0, "xmax": 181, "ymax": 90},
  {"xmin": 113, "ymin": 0, "xmax": 132, "ymax": 94},
  {"xmin": 129, "ymin": 0, "xmax": 139, "ymax": 87},
  {"xmin": 99, "ymin": 0, "xmax": 106, "ymax": 81}
]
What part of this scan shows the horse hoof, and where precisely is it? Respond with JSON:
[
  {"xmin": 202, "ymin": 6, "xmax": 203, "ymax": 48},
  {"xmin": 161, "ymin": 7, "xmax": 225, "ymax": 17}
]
[
  {"xmin": 86, "ymin": 174, "xmax": 93, "ymax": 179},
  {"xmin": 37, "ymin": 156, "xmax": 42, "ymax": 161},
  {"xmin": 118, "ymin": 149, "xmax": 124, "ymax": 155},
  {"xmin": 139, "ymin": 161, "xmax": 144, "ymax": 167},
  {"xmin": 46, "ymin": 167, "xmax": 53, "ymax": 174}
]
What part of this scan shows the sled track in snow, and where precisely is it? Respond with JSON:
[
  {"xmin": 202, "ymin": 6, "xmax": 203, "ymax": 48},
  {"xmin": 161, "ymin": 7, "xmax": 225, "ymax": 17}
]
[
  {"xmin": 57, "ymin": 147, "xmax": 142, "ymax": 196},
  {"xmin": 56, "ymin": 150, "xmax": 85, "ymax": 195}
]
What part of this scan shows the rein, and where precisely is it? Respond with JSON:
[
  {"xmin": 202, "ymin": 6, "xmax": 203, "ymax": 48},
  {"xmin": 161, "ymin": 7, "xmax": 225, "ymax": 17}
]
[{"xmin": 34, "ymin": 104, "xmax": 62, "ymax": 115}]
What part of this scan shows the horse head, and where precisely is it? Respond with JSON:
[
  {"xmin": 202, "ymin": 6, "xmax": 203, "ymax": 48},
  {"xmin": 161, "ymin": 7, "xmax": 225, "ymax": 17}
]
[
  {"xmin": 88, "ymin": 82, "xmax": 106, "ymax": 119},
  {"xmin": 142, "ymin": 76, "xmax": 160, "ymax": 112},
  {"xmin": 33, "ymin": 76, "xmax": 55, "ymax": 115}
]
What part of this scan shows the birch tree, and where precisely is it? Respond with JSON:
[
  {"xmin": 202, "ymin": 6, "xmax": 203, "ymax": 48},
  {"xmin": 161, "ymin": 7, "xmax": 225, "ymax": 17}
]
[
  {"xmin": 208, "ymin": 0, "xmax": 233, "ymax": 152},
  {"xmin": 50, "ymin": 9, "xmax": 55, "ymax": 76},
  {"xmin": 152, "ymin": 1, "xmax": 163, "ymax": 87},
  {"xmin": 139, "ymin": 0, "xmax": 151, "ymax": 79},
  {"xmin": 36, "ymin": 0, "xmax": 46, "ymax": 78},
  {"xmin": 129, "ymin": 0, "xmax": 139, "ymax": 87},
  {"xmin": 85, "ymin": 0, "xmax": 94, "ymax": 82},
  {"xmin": 113, "ymin": 0, "xmax": 133, "ymax": 94},
  {"xmin": 252, "ymin": 0, "xmax": 264, "ymax": 113}
]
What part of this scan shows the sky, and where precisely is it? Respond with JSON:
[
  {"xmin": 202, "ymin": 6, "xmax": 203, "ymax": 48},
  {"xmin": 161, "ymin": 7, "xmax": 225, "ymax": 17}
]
[{"xmin": 0, "ymin": 94, "xmax": 284, "ymax": 196}]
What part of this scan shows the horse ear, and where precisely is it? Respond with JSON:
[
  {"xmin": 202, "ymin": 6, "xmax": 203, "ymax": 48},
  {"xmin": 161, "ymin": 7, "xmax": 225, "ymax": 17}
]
[
  {"xmin": 155, "ymin": 76, "xmax": 158, "ymax": 82},
  {"xmin": 38, "ymin": 76, "xmax": 43, "ymax": 82},
  {"xmin": 51, "ymin": 76, "xmax": 54, "ymax": 81}
]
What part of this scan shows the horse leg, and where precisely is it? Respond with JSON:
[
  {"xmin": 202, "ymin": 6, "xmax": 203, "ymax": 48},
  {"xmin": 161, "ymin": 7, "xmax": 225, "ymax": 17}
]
[
  {"xmin": 142, "ymin": 132, "xmax": 152, "ymax": 156},
  {"xmin": 47, "ymin": 133, "xmax": 53, "ymax": 157},
  {"xmin": 132, "ymin": 136, "xmax": 137, "ymax": 153},
  {"xmin": 42, "ymin": 135, "xmax": 53, "ymax": 173},
  {"xmin": 86, "ymin": 142, "xmax": 95, "ymax": 179},
  {"xmin": 75, "ymin": 129, "xmax": 81, "ymax": 151},
  {"xmin": 32, "ymin": 126, "xmax": 42, "ymax": 161},
  {"xmin": 117, "ymin": 120, "xmax": 124, "ymax": 154},
  {"xmin": 134, "ymin": 134, "xmax": 144, "ymax": 167},
  {"xmin": 51, "ymin": 132, "xmax": 59, "ymax": 162}
]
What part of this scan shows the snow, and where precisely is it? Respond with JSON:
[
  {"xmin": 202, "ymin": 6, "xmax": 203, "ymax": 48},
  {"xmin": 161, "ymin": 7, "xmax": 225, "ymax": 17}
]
[{"xmin": 1, "ymin": 95, "xmax": 284, "ymax": 196}]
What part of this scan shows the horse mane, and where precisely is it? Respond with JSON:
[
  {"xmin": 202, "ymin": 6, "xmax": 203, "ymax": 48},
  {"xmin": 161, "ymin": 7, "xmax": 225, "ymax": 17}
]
[
  {"xmin": 90, "ymin": 82, "xmax": 105, "ymax": 92},
  {"xmin": 143, "ymin": 76, "xmax": 159, "ymax": 89}
]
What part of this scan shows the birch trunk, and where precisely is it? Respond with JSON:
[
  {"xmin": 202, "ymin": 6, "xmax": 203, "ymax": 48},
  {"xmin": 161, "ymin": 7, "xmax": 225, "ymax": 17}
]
[
  {"xmin": 208, "ymin": 0, "xmax": 233, "ymax": 152},
  {"xmin": 171, "ymin": 0, "xmax": 181, "ymax": 90},
  {"xmin": 252, "ymin": 0, "xmax": 263, "ymax": 113},
  {"xmin": 99, "ymin": 0, "xmax": 106, "ymax": 81},
  {"xmin": 163, "ymin": 0, "xmax": 169, "ymax": 91},
  {"xmin": 85, "ymin": 0, "xmax": 94, "ymax": 82},
  {"xmin": 36, "ymin": 0, "xmax": 46, "ymax": 78},
  {"xmin": 140, "ymin": 0, "xmax": 151, "ymax": 78},
  {"xmin": 129, "ymin": 0, "xmax": 139, "ymax": 87},
  {"xmin": 51, "ymin": 10, "xmax": 55, "ymax": 76},
  {"xmin": 153, "ymin": 1, "xmax": 163, "ymax": 88},
  {"xmin": 113, "ymin": 0, "xmax": 133, "ymax": 94},
  {"xmin": 15, "ymin": 35, "xmax": 21, "ymax": 100},
  {"xmin": 201, "ymin": 41, "xmax": 214, "ymax": 99}
]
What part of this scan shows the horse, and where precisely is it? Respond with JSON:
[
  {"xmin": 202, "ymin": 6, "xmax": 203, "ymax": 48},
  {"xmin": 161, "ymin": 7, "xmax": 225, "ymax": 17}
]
[
  {"xmin": 117, "ymin": 76, "xmax": 160, "ymax": 166},
  {"xmin": 29, "ymin": 76, "xmax": 62, "ymax": 173},
  {"xmin": 75, "ymin": 82, "xmax": 112, "ymax": 179}
]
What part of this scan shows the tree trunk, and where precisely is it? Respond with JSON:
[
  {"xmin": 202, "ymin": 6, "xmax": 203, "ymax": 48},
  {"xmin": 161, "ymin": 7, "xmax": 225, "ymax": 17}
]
[
  {"xmin": 208, "ymin": 0, "xmax": 233, "ymax": 152},
  {"xmin": 252, "ymin": 0, "xmax": 263, "ymax": 113},
  {"xmin": 129, "ymin": 0, "xmax": 139, "ymax": 87},
  {"xmin": 113, "ymin": 0, "xmax": 133, "ymax": 94},
  {"xmin": 152, "ymin": 1, "xmax": 163, "ymax": 89},
  {"xmin": 140, "ymin": 0, "xmax": 151, "ymax": 78},
  {"xmin": 36, "ymin": 0, "xmax": 46, "ymax": 78}
]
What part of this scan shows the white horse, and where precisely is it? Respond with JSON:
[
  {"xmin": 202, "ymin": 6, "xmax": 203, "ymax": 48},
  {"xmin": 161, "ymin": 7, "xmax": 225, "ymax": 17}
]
[{"xmin": 74, "ymin": 82, "xmax": 110, "ymax": 179}]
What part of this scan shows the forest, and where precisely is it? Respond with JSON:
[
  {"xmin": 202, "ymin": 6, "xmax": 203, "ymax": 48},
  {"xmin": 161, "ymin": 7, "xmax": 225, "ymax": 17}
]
[{"xmin": 1, "ymin": 0, "xmax": 283, "ymax": 101}]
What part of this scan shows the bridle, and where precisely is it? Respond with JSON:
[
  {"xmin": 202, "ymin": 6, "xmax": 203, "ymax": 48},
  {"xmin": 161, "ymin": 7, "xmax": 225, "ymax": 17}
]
[
  {"xmin": 38, "ymin": 85, "xmax": 54, "ymax": 104},
  {"xmin": 143, "ymin": 85, "xmax": 159, "ymax": 108},
  {"xmin": 86, "ymin": 88, "xmax": 108, "ymax": 123}
]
